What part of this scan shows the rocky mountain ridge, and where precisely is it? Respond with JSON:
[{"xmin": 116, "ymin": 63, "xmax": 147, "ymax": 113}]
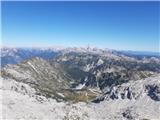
[
  {"xmin": 1, "ymin": 48, "xmax": 160, "ymax": 102},
  {"xmin": 1, "ymin": 74, "xmax": 160, "ymax": 120},
  {"xmin": 1, "ymin": 47, "xmax": 160, "ymax": 119}
]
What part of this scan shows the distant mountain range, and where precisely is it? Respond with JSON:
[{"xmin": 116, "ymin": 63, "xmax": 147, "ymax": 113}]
[
  {"xmin": 118, "ymin": 50, "xmax": 160, "ymax": 57},
  {"xmin": 1, "ymin": 47, "xmax": 159, "ymax": 67}
]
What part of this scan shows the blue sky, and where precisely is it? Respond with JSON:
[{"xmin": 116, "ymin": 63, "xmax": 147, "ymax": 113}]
[{"xmin": 2, "ymin": 1, "xmax": 159, "ymax": 52}]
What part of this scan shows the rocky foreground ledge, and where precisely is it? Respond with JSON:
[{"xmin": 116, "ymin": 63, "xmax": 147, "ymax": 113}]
[{"xmin": 0, "ymin": 74, "xmax": 160, "ymax": 120}]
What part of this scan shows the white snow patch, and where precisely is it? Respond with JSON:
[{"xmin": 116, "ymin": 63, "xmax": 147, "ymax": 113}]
[
  {"xmin": 97, "ymin": 59, "xmax": 104, "ymax": 66},
  {"xmin": 57, "ymin": 93, "xmax": 65, "ymax": 98},
  {"xmin": 75, "ymin": 83, "xmax": 86, "ymax": 90},
  {"xmin": 75, "ymin": 77, "xmax": 88, "ymax": 90}
]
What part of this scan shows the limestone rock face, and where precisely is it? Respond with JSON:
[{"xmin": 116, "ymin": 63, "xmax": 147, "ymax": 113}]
[
  {"xmin": 1, "ymin": 75, "xmax": 160, "ymax": 120},
  {"xmin": 93, "ymin": 75, "xmax": 160, "ymax": 103}
]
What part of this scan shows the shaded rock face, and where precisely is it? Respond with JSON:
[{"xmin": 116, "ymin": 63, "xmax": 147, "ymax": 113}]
[
  {"xmin": 122, "ymin": 108, "xmax": 139, "ymax": 120},
  {"xmin": 146, "ymin": 84, "xmax": 160, "ymax": 101},
  {"xmin": 106, "ymin": 86, "xmax": 136, "ymax": 100},
  {"xmin": 93, "ymin": 86, "xmax": 135, "ymax": 103},
  {"xmin": 92, "ymin": 75, "xmax": 160, "ymax": 103}
]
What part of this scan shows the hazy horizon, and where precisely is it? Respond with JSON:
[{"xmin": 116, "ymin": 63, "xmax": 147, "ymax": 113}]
[{"xmin": 2, "ymin": 1, "xmax": 159, "ymax": 52}]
